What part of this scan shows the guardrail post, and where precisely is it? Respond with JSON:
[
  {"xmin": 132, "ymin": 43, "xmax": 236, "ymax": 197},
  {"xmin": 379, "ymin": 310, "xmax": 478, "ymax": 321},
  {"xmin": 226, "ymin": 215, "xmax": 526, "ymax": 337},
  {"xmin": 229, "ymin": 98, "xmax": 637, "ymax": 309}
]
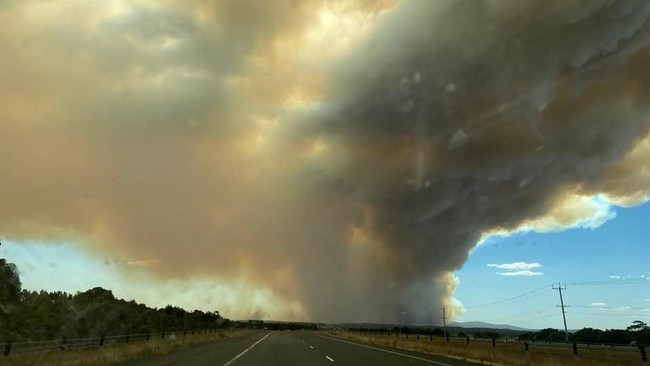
[
  {"xmin": 430, "ymin": 334, "xmax": 433, "ymax": 342},
  {"xmin": 162, "ymin": 331, "xmax": 165, "ymax": 339},
  {"xmin": 60, "ymin": 337, "xmax": 68, "ymax": 351},
  {"xmin": 184, "ymin": 330, "xmax": 187, "ymax": 337},
  {"xmin": 125, "ymin": 335, "xmax": 130, "ymax": 344},
  {"xmin": 639, "ymin": 345, "xmax": 647, "ymax": 363},
  {"xmin": 492, "ymin": 338, "xmax": 496, "ymax": 348},
  {"xmin": 572, "ymin": 342, "xmax": 578, "ymax": 356},
  {"xmin": 146, "ymin": 333, "xmax": 150, "ymax": 341},
  {"xmin": 466, "ymin": 336, "xmax": 470, "ymax": 345},
  {"xmin": 4, "ymin": 342, "xmax": 11, "ymax": 357},
  {"xmin": 99, "ymin": 334, "xmax": 105, "ymax": 346},
  {"xmin": 524, "ymin": 341, "xmax": 529, "ymax": 352},
  {"xmin": 416, "ymin": 334, "xmax": 419, "ymax": 340},
  {"xmin": 445, "ymin": 334, "xmax": 449, "ymax": 343}
]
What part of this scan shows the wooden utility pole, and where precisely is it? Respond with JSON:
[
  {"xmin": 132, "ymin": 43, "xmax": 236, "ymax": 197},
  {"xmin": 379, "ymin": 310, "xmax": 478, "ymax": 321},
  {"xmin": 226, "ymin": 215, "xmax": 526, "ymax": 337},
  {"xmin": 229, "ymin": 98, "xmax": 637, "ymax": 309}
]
[
  {"xmin": 442, "ymin": 306, "xmax": 447, "ymax": 338},
  {"xmin": 553, "ymin": 283, "xmax": 569, "ymax": 343}
]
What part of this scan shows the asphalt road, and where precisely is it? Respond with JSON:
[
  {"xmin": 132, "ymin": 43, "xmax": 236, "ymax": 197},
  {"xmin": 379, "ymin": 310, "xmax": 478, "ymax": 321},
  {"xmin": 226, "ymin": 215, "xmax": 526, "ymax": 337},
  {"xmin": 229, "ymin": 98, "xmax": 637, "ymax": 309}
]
[{"xmin": 127, "ymin": 331, "xmax": 480, "ymax": 366}]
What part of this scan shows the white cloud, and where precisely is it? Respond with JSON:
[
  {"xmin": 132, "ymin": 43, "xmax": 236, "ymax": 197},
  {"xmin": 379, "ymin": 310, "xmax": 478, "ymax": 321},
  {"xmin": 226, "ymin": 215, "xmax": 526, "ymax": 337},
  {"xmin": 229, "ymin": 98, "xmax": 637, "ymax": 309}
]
[
  {"xmin": 590, "ymin": 302, "xmax": 607, "ymax": 307},
  {"xmin": 487, "ymin": 262, "xmax": 542, "ymax": 271},
  {"xmin": 609, "ymin": 275, "xmax": 621, "ymax": 279},
  {"xmin": 497, "ymin": 270, "xmax": 543, "ymax": 276},
  {"xmin": 614, "ymin": 306, "xmax": 631, "ymax": 311},
  {"xmin": 488, "ymin": 262, "xmax": 543, "ymax": 276}
]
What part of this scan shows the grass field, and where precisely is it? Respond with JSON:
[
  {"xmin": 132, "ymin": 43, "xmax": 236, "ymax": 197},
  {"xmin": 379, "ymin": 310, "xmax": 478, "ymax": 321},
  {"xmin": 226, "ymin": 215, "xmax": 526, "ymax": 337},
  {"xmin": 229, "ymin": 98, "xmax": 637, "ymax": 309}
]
[
  {"xmin": 2, "ymin": 330, "xmax": 253, "ymax": 366},
  {"xmin": 326, "ymin": 331, "xmax": 646, "ymax": 366}
]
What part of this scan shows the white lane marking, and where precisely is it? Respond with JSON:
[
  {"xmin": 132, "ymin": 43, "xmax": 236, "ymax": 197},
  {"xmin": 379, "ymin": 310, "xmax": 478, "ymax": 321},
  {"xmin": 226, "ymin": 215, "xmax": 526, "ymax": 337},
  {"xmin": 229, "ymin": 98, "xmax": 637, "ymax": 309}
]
[
  {"xmin": 223, "ymin": 332, "xmax": 272, "ymax": 366},
  {"xmin": 325, "ymin": 356, "xmax": 335, "ymax": 362},
  {"xmin": 318, "ymin": 335, "xmax": 453, "ymax": 366},
  {"xmin": 309, "ymin": 345, "xmax": 314, "ymax": 349}
]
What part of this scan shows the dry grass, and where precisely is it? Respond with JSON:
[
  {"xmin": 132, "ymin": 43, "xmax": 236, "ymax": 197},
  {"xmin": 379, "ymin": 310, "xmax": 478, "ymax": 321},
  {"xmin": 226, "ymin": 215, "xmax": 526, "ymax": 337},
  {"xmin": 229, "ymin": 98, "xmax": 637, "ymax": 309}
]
[
  {"xmin": 2, "ymin": 330, "xmax": 254, "ymax": 366},
  {"xmin": 325, "ymin": 331, "xmax": 646, "ymax": 366}
]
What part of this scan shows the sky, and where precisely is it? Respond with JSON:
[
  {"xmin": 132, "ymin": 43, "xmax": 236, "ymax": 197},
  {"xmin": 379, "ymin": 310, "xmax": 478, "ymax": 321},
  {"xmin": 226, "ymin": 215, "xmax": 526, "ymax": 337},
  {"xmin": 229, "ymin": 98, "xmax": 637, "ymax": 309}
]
[
  {"xmin": 454, "ymin": 201, "xmax": 650, "ymax": 329},
  {"xmin": 1, "ymin": 0, "xmax": 650, "ymax": 329}
]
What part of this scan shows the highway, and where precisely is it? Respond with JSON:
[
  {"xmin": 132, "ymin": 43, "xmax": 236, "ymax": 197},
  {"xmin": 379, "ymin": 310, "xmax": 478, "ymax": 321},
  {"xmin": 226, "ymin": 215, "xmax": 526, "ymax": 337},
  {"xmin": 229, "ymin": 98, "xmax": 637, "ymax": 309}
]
[{"xmin": 127, "ymin": 331, "xmax": 479, "ymax": 366}]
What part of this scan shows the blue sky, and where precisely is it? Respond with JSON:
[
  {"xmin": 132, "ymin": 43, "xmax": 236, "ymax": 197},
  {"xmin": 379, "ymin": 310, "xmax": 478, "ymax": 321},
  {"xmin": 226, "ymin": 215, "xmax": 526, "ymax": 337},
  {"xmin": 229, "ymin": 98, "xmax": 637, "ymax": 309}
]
[
  {"xmin": 454, "ymin": 201, "xmax": 650, "ymax": 330},
  {"xmin": 3, "ymin": 201, "xmax": 648, "ymax": 330}
]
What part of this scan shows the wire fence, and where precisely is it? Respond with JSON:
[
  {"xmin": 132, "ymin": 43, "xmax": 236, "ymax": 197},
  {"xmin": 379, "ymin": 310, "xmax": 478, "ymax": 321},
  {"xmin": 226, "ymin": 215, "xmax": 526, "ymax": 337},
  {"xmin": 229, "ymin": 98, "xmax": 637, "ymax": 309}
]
[
  {"xmin": 341, "ymin": 328, "xmax": 648, "ymax": 363},
  {"xmin": 1, "ymin": 328, "xmax": 234, "ymax": 357}
]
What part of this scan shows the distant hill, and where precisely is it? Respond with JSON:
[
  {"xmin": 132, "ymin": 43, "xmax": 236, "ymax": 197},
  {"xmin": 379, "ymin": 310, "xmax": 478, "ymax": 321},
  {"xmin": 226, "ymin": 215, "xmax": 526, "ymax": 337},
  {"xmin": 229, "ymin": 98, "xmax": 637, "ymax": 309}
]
[
  {"xmin": 332, "ymin": 321, "xmax": 532, "ymax": 337},
  {"xmin": 450, "ymin": 321, "xmax": 529, "ymax": 331}
]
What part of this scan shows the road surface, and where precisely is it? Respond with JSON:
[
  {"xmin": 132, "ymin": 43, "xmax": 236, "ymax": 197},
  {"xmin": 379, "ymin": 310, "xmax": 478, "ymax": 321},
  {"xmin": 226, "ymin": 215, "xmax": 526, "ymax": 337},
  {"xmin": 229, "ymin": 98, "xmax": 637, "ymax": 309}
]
[{"xmin": 127, "ymin": 331, "xmax": 479, "ymax": 366}]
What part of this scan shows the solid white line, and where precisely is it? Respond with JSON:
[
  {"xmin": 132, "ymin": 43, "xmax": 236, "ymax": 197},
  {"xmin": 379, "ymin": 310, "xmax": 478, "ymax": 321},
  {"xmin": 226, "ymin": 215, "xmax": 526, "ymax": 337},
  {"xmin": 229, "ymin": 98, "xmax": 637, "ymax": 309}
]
[
  {"xmin": 223, "ymin": 332, "xmax": 272, "ymax": 366},
  {"xmin": 309, "ymin": 345, "xmax": 314, "ymax": 349},
  {"xmin": 319, "ymin": 335, "xmax": 453, "ymax": 366},
  {"xmin": 325, "ymin": 356, "xmax": 335, "ymax": 362}
]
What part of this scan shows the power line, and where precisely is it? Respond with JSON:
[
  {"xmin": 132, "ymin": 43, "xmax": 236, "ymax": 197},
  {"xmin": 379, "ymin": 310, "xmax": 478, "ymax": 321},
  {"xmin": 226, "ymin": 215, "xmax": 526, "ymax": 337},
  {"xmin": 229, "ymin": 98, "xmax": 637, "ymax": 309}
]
[
  {"xmin": 480, "ymin": 306, "xmax": 556, "ymax": 323},
  {"xmin": 565, "ymin": 278, "xmax": 650, "ymax": 286},
  {"xmin": 464, "ymin": 284, "xmax": 553, "ymax": 309},
  {"xmin": 566, "ymin": 311, "xmax": 650, "ymax": 317},
  {"xmin": 566, "ymin": 305, "xmax": 650, "ymax": 310}
]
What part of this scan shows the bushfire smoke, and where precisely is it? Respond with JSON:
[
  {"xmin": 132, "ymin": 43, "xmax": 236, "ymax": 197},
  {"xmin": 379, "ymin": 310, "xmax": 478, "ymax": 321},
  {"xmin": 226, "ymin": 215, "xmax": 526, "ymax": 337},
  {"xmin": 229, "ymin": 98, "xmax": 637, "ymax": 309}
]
[{"xmin": 1, "ymin": 0, "xmax": 649, "ymax": 324}]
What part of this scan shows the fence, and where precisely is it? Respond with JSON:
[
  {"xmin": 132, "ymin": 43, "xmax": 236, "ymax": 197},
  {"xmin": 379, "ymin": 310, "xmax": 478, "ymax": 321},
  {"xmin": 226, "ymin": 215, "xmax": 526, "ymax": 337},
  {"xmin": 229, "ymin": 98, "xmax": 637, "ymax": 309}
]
[
  {"xmin": 341, "ymin": 328, "xmax": 648, "ymax": 364},
  {"xmin": 1, "ymin": 328, "xmax": 234, "ymax": 357}
]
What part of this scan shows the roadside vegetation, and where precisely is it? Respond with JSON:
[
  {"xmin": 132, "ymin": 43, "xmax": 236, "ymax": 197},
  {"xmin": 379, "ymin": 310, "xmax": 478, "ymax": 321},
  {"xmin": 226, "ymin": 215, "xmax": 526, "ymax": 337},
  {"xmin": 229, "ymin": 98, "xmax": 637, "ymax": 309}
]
[
  {"xmin": 328, "ymin": 330, "xmax": 647, "ymax": 366},
  {"xmin": 2, "ymin": 329, "xmax": 251, "ymax": 366},
  {"xmin": 0, "ymin": 258, "xmax": 228, "ymax": 343}
]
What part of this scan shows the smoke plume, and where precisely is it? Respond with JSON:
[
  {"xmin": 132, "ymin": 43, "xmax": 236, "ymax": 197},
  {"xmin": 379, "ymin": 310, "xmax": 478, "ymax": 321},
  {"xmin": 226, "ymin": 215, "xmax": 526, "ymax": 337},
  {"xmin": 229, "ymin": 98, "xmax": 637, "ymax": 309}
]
[{"xmin": 1, "ymin": 0, "xmax": 649, "ymax": 324}]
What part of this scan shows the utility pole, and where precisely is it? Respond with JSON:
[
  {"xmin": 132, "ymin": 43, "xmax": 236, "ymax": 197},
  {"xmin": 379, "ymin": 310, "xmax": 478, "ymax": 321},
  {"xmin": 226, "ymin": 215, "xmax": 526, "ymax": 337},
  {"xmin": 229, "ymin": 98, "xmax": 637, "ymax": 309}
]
[
  {"xmin": 442, "ymin": 306, "xmax": 447, "ymax": 338},
  {"xmin": 552, "ymin": 283, "xmax": 569, "ymax": 343}
]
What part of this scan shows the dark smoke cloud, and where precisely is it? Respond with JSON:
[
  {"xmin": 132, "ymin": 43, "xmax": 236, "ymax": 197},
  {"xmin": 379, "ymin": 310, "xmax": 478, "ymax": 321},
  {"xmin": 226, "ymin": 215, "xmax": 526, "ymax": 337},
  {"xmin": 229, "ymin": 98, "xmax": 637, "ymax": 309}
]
[
  {"xmin": 296, "ymin": 0, "xmax": 650, "ymax": 322},
  {"xmin": 1, "ymin": 0, "xmax": 649, "ymax": 323}
]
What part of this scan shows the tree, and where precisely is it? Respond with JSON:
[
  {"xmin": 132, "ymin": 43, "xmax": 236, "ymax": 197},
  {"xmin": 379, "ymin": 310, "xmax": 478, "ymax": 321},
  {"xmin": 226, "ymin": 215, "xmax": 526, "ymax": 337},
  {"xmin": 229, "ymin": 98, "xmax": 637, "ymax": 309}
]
[
  {"xmin": 518, "ymin": 332, "xmax": 535, "ymax": 341},
  {"xmin": 627, "ymin": 320, "xmax": 650, "ymax": 345},
  {"xmin": 0, "ymin": 258, "xmax": 22, "ymax": 340},
  {"xmin": 536, "ymin": 328, "xmax": 564, "ymax": 342},
  {"xmin": 0, "ymin": 258, "xmax": 21, "ymax": 303},
  {"xmin": 573, "ymin": 327, "xmax": 603, "ymax": 344},
  {"xmin": 627, "ymin": 320, "xmax": 649, "ymax": 332},
  {"xmin": 0, "ymin": 258, "xmax": 236, "ymax": 342},
  {"xmin": 473, "ymin": 331, "xmax": 501, "ymax": 340},
  {"xmin": 600, "ymin": 329, "xmax": 630, "ymax": 345}
]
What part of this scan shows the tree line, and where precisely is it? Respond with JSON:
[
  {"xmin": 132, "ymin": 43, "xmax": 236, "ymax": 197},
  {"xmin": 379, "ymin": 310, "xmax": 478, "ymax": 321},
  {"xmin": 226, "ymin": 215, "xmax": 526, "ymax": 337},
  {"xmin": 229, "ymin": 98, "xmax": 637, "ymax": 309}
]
[
  {"xmin": 0, "ymin": 258, "xmax": 230, "ymax": 342},
  {"xmin": 386, "ymin": 323, "xmax": 649, "ymax": 346},
  {"xmin": 349, "ymin": 323, "xmax": 649, "ymax": 346},
  {"xmin": 519, "ymin": 323, "xmax": 650, "ymax": 345}
]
